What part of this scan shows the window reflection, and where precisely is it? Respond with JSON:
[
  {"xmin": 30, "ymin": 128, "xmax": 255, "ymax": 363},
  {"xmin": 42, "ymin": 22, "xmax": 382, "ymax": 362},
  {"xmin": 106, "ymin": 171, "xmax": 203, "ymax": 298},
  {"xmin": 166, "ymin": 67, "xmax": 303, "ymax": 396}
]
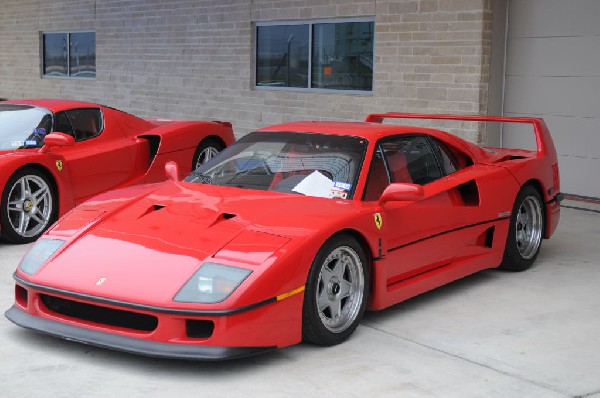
[
  {"xmin": 43, "ymin": 33, "xmax": 68, "ymax": 76},
  {"xmin": 42, "ymin": 32, "xmax": 96, "ymax": 78},
  {"xmin": 312, "ymin": 22, "xmax": 374, "ymax": 91},
  {"xmin": 256, "ymin": 20, "xmax": 374, "ymax": 92},
  {"xmin": 69, "ymin": 32, "xmax": 96, "ymax": 78},
  {"xmin": 256, "ymin": 25, "xmax": 309, "ymax": 88}
]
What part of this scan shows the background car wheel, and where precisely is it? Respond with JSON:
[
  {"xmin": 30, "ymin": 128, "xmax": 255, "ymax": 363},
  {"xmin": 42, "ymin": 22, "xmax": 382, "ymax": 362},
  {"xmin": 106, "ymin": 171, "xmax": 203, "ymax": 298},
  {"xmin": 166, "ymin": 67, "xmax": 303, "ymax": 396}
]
[
  {"xmin": 302, "ymin": 234, "xmax": 369, "ymax": 345},
  {"xmin": 499, "ymin": 184, "xmax": 544, "ymax": 272},
  {"xmin": 192, "ymin": 138, "xmax": 225, "ymax": 170},
  {"xmin": 1, "ymin": 168, "xmax": 57, "ymax": 244}
]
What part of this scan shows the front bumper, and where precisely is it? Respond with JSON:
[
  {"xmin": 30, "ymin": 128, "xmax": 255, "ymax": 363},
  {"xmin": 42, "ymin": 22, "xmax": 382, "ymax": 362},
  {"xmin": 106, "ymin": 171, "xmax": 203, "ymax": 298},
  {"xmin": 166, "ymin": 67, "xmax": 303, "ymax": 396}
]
[
  {"xmin": 7, "ymin": 274, "xmax": 305, "ymax": 360},
  {"xmin": 5, "ymin": 305, "xmax": 275, "ymax": 360}
]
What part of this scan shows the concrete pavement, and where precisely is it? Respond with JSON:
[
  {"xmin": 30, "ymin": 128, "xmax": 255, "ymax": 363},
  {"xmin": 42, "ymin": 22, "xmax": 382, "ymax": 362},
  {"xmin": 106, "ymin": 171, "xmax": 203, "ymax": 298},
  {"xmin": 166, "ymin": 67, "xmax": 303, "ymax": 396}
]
[{"xmin": 1, "ymin": 205, "xmax": 599, "ymax": 397}]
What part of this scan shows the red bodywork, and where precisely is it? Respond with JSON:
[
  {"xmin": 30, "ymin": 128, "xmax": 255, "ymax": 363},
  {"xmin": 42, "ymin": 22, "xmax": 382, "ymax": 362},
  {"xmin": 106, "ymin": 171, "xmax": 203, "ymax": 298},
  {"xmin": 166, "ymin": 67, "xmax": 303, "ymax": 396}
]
[
  {"xmin": 0, "ymin": 99, "xmax": 235, "ymax": 237},
  {"xmin": 6, "ymin": 113, "xmax": 561, "ymax": 359}
]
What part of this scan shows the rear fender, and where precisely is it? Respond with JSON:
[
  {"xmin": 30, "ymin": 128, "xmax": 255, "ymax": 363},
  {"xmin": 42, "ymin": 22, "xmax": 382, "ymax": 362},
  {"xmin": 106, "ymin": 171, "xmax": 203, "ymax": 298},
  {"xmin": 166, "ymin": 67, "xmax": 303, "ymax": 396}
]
[
  {"xmin": 144, "ymin": 121, "xmax": 234, "ymax": 155},
  {"xmin": 498, "ymin": 159, "xmax": 560, "ymax": 239}
]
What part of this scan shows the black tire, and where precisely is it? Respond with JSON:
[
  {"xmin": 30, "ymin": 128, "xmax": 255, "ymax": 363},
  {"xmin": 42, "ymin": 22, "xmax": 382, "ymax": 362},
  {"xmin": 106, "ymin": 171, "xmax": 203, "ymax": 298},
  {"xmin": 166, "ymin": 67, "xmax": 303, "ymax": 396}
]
[
  {"xmin": 499, "ymin": 185, "xmax": 544, "ymax": 272},
  {"xmin": 191, "ymin": 137, "xmax": 225, "ymax": 170},
  {"xmin": 302, "ymin": 234, "xmax": 369, "ymax": 345},
  {"xmin": 1, "ymin": 168, "xmax": 57, "ymax": 244}
]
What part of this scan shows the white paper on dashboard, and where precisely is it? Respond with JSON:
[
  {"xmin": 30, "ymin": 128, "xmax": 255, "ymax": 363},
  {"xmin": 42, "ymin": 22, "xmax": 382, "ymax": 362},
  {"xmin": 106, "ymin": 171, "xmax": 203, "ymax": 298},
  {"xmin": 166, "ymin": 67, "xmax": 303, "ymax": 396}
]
[{"xmin": 292, "ymin": 170, "xmax": 334, "ymax": 198}]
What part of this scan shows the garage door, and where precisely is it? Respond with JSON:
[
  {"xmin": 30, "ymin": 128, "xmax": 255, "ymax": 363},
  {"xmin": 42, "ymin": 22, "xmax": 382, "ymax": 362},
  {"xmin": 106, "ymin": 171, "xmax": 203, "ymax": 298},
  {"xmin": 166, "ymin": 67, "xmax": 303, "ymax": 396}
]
[{"xmin": 502, "ymin": 0, "xmax": 600, "ymax": 198}]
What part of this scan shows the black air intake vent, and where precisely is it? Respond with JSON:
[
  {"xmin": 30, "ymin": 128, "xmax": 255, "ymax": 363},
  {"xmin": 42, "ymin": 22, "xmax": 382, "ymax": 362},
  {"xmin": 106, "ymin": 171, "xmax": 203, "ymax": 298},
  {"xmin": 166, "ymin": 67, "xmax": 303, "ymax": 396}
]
[
  {"xmin": 40, "ymin": 294, "xmax": 158, "ymax": 332},
  {"xmin": 457, "ymin": 180, "xmax": 480, "ymax": 206}
]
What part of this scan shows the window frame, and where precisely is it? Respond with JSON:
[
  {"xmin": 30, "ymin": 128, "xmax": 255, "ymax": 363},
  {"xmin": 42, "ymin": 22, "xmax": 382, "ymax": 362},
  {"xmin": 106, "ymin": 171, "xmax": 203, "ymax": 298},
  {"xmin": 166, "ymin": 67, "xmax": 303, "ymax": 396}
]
[
  {"xmin": 254, "ymin": 17, "xmax": 375, "ymax": 95},
  {"xmin": 40, "ymin": 30, "xmax": 96, "ymax": 80}
]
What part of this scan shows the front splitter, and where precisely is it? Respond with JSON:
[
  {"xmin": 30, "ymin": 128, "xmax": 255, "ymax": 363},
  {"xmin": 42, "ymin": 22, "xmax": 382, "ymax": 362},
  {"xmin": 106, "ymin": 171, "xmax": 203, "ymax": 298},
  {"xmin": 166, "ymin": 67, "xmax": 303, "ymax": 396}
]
[{"xmin": 5, "ymin": 306, "xmax": 276, "ymax": 361}]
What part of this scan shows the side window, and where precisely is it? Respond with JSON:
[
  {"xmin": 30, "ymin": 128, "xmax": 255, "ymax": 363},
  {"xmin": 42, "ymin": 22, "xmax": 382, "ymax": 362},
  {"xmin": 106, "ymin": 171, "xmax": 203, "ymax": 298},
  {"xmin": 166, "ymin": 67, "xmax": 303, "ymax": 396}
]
[
  {"xmin": 381, "ymin": 136, "xmax": 443, "ymax": 185},
  {"xmin": 429, "ymin": 137, "xmax": 460, "ymax": 176},
  {"xmin": 65, "ymin": 108, "xmax": 103, "ymax": 141},
  {"xmin": 362, "ymin": 135, "xmax": 453, "ymax": 201}
]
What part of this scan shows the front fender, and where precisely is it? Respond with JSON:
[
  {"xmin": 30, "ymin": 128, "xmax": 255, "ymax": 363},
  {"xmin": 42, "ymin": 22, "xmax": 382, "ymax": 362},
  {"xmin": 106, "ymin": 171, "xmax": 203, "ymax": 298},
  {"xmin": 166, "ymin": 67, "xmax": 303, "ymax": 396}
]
[{"xmin": 0, "ymin": 152, "xmax": 76, "ymax": 219}]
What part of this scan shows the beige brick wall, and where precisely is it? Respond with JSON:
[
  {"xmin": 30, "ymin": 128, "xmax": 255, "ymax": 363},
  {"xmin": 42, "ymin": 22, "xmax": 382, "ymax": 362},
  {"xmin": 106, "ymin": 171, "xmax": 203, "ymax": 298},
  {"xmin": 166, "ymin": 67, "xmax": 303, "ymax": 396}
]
[{"xmin": 0, "ymin": 0, "xmax": 493, "ymax": 143}]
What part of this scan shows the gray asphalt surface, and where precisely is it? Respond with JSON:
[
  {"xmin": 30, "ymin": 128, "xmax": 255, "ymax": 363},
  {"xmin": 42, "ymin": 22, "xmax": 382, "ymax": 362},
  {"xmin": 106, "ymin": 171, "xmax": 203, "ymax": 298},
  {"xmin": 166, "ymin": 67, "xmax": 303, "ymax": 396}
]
[{"xmin": 1, "ymin": 204, "xmax": 599, "ymax": 397}]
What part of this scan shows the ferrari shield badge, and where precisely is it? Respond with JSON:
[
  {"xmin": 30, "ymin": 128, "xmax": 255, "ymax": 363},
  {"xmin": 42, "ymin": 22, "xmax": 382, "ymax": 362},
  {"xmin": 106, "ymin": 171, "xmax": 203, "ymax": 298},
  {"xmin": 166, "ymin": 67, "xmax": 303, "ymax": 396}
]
[
  {"xmin": 55, "ymin": 160, "xmax": 63, "ymax": 172},
  {"xmin": 374, "ymin": 213, "xmax": 382, "ymax": 230}
]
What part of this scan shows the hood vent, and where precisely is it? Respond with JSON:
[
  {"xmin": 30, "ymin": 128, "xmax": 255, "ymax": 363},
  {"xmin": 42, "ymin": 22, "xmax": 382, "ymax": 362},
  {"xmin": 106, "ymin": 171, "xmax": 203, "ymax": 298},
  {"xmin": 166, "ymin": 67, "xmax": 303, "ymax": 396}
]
[
  {"xmin": 207, "ymin": 212, "xmax": 237, "ymax": 227},
  {"xmin": 138, "ymin": 204, "xmax": 166, "ymax": 219}
]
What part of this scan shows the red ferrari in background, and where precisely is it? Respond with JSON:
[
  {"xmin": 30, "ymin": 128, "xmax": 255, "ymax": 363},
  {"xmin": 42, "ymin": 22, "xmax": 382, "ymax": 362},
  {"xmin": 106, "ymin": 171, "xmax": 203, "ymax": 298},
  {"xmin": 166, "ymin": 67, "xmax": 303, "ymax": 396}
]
[
  {"xmin": 5, "ymin": 113, "xmax": 562, "ymax": 360},
  {"xmin": 0, "ymin": 99, "xmax": 234, "ymax": 243}
]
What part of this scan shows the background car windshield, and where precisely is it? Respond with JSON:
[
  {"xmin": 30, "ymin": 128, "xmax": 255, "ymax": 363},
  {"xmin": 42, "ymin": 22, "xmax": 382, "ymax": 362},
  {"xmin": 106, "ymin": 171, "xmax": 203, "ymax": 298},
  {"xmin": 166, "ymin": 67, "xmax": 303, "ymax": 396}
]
[
  {"xmin": 0, "ymin": 105, "xmax": 53, "ymax": 150},
  {"xmin": 186, "ymin": 131, "xmax": 366, "ymax": 199}
]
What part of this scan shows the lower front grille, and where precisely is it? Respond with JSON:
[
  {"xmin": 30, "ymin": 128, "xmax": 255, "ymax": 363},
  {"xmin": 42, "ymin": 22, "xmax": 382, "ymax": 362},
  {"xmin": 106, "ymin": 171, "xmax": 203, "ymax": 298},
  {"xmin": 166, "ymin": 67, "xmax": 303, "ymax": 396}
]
[{"xmin": 40, "ymin": 294, "xmax": 158, "ymax": 332}]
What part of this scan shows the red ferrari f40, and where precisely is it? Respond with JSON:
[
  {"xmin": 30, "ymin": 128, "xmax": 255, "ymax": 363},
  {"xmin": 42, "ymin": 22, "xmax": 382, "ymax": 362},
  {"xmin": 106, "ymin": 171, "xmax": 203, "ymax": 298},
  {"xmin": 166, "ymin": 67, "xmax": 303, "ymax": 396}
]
[{"xmin": 5, "ymin": 113, "xmax": 562, "ymax": 359}]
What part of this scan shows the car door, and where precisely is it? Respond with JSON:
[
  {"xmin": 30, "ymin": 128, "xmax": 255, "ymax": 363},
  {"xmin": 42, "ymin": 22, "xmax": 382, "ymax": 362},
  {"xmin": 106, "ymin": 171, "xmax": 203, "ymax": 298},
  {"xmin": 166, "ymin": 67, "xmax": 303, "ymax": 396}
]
[
  {"xmin": 52, "ymin": 108, "xmax": 138, "ymax": 203},
  {"xmin": 363, "ymin": 134, "xmax": 481, "ymax": 286}
]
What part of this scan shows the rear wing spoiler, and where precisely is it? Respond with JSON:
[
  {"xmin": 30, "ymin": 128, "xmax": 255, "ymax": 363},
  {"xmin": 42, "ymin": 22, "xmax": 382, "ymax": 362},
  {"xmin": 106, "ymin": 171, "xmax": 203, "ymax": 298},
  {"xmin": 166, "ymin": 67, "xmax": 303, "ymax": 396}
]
[{"xmin": 364, "ymin": 112, "xmax": 554, "ymax": 157}]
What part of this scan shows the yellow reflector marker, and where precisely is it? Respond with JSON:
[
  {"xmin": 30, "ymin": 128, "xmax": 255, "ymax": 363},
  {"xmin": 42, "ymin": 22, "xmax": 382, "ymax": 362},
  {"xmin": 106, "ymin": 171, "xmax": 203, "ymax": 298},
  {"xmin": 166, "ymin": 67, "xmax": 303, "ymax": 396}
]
[{"xmin": 276, "ymin": 286, "xmax": 305, "ymax": 301}]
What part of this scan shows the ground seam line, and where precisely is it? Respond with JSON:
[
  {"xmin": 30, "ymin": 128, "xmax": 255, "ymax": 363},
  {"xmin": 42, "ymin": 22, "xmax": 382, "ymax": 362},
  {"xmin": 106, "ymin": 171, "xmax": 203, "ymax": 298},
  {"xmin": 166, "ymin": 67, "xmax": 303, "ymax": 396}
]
[
  {"xmin": 561, "ymin": 205, "xmax": 600, "ymax": 214},
  {"xmin": 362, "ymin": 323, "xmax": 571, "ymax": 397}
]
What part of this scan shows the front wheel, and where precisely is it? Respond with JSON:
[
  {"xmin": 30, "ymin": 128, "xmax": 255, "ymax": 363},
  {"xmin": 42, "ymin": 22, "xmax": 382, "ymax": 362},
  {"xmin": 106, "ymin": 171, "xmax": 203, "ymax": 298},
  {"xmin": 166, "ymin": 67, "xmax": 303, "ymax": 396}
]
[
  {"xmin": 1, "ymin": 169, "xmax": 57, "ymax": 243},
  {"xmin": 192, "ymin": 138, "xmax": 225, "ymax": 170},
  {"xmin": 499, "ymin": 185, "xmax": 544, "ymax": 272},
  {"xmin": 302, "ymin": 234, "xmax": 369, "ymax": 345}
]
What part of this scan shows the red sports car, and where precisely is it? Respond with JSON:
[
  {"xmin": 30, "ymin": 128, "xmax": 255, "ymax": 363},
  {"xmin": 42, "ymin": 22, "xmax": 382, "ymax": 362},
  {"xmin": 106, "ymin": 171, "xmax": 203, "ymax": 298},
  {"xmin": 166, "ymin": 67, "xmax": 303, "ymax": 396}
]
[
  {"xmin": 5, "ymin": 113, "xmax": 562, "ymax": 360},
  {"xmin": 0, "ymin": 99, "xmax": 234, "ymax": 243}
]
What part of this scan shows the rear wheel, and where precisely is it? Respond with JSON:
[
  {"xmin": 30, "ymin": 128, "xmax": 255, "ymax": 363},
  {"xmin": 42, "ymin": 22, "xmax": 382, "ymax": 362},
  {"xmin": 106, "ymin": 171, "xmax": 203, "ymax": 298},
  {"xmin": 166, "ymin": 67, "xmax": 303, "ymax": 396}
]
[
  {"xmin": 1, "ymin": 168, "xmax": 57, "ymax": 243},
  {"xmin": 499, "ymin": 185, "xmax": 544, "ymax": 272},
  {"xmin": 302, "ymin": 234, "xmax": 369, "ymax": 345},
  {"xmin": 192, "ymin": 138, "xmax": 224, "ymax": 170}
]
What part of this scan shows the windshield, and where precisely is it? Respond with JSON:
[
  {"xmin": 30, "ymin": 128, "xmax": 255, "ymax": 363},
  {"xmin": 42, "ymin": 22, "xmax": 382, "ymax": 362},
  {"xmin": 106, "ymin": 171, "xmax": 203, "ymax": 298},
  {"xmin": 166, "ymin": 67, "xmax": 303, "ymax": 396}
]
[
  {"xmin": 186, "ymin": 131, "xmax": 367, "ymax": 199},
  {"xmin": 0, "ymin": 105, "xmax": 53, "ymax": 150}
]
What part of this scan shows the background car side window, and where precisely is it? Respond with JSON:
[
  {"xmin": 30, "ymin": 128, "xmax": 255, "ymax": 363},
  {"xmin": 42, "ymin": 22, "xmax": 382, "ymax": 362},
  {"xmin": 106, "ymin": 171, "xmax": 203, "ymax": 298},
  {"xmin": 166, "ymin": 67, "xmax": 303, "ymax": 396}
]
[
  {"xmin": 55, "ymin": 108, "xmax": 103, "ymax": 141},
  {"xmin": 66, "ymin": 108, "xmax": 103, "ymax": 141}
]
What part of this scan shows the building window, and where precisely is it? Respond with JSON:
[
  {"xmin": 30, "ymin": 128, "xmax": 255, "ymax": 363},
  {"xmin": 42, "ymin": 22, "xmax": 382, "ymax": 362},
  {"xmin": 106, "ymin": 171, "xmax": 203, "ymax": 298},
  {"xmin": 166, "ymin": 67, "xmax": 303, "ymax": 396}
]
[
  {"xmin": 256, "ymin": 18, "xmax": 374, "ymax": 93},
  {"xmin": 42, "ymin": 31, "xmax": 96, "ymax": 78}
]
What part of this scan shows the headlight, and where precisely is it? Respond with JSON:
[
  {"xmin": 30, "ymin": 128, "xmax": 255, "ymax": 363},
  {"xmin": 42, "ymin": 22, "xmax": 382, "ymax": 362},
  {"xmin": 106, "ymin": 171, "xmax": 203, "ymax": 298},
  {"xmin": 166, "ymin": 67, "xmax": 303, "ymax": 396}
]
[
  {"xmin": 18, "ymin": 239, "xmax": 65, "ymax": 275},
  {"xmin": 173, "ymin": 262, "xmax": 252, "ymax": 303}
]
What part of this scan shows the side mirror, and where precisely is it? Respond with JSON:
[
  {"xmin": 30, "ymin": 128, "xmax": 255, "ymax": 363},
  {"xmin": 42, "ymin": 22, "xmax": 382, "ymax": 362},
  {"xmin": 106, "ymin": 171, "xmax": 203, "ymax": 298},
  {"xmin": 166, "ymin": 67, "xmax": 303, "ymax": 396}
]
[
  {"xmin": 379, "ymin": 183, "xmax": 424, "ymax": 204},
  {"xmin": 39, "ymin": 132, "xmax": 75, "ymax": 153},
  {"xmin": 165, "ymin": 161, "xmax": 180, "ymax": 181}
]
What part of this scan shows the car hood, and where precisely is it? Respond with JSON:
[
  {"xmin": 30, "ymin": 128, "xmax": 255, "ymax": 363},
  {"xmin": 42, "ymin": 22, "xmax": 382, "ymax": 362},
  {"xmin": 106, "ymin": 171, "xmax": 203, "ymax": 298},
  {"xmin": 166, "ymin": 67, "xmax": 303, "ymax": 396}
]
[
  {"xmin": 0, "ymin": 149, "xmax": 41, "ymax": 172},
  {"xmin": 0, "ymin": 148, "xmax": 39, "ymax": 159},
  {"xmin": 0, "ymin": 149, "xmax": 17, "ymax": 157},
  {"xmin": 32, "ymin": 181, "xmax": 367, "ymax": 306}
]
